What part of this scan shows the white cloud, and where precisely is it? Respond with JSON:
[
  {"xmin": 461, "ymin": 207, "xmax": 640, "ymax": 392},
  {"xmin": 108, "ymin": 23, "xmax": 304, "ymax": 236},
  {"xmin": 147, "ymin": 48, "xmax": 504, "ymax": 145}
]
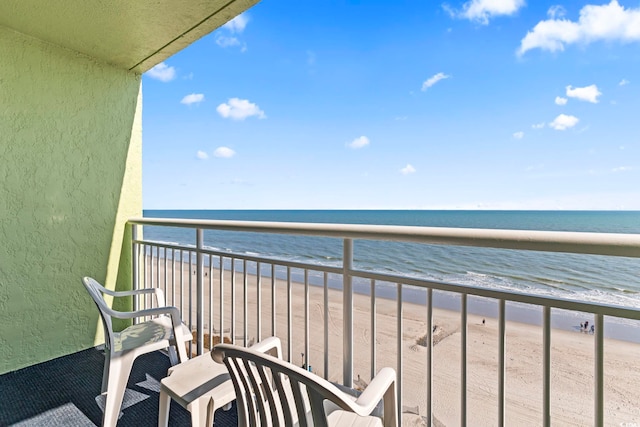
[
  {"xmin": 347, "ymin": 136, "xmax": 370, "ymax": 149},
  {"xmin": 216, "ymin": 36, "xmax": 241, "ymax": 48},
  {"xmin": 216, "ymin": 13, "xmax": 249, "ymax": 51},
  {"xmin": 619, "ymin": 78, "xmax": 630, "ymax": 86},
  {"xmin": 612, "ymin": 166, "xmax": 632, "ymax": 172},
  {"xmin": 400, "ymin": 164, "xmax": 416, "ymax": 175},
  {"xmin": 513, "ymin": 131, "xmax": 524, "ymax": 139},
  {"xmin": 449, "ymin": 0, "xmax": 525, "ymax": 24},
  {"xmin": 549, "ymin": 114, "xmax": 579, "ymax": 130},
  {"xmin": 214, "ymin": 147, "xmax": 236, "ymax": 158},
  {"xmin": 547, "ymin": 5, "xmax": 566, "ymax": 19},
  {"xmin": 216, "ymin": 98, "xmax": 266, "ymax": 120},
  {"xmin": 196, "ymin": 151, "xmax": 209, "ymax": 160},
  {"xmin": 146, "ymin": 62, "xmax": 176, "ymax": 82},
  {"xmin": 223, "ymin": 14, "xmax": 249, "ymax": 34},
  {"xmin": 566, "ymin": 84, "xmax": 602, "ymax": 103},
  {"xmin": 422, "ymin": 72, "xmax": 450, "ymax": 91},
  {"xmin": 526, "ymin": 163, "xmax": 545, "ymax": 171},
  {"xmin": 532, "ymin": 122, "xmax": 545, "ymax": 129},
  {"xmin": 181, "ymin": 93, "xmax": 205, "ymax": 105},
  {"xmin": 518, "ymin": 1, "xmax": 640, "ymax": 56},
  {"xmin": 555, "ymin": 96, "xmax": 568, "ymax": 105}
]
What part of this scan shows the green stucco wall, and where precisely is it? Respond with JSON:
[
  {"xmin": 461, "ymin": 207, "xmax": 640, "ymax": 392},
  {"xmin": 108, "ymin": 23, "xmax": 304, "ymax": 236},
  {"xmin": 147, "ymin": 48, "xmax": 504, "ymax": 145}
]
[{"xmin": 0, "ymin": 26, "xmax": 142, "ymax": 373}]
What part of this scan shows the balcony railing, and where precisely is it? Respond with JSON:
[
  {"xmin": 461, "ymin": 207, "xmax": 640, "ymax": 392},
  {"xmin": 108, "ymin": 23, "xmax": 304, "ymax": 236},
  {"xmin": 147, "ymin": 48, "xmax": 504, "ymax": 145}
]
[{"xmin": 128, "ymin": 218, "xmax": 640, "ymax": 426}]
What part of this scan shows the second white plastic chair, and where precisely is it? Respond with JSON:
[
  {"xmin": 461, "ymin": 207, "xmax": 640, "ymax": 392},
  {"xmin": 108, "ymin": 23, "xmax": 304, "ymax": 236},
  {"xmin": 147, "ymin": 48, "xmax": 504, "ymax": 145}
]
[{"xmin": 213, "ymin": 339, "xmax": 397, "ymax": 427}]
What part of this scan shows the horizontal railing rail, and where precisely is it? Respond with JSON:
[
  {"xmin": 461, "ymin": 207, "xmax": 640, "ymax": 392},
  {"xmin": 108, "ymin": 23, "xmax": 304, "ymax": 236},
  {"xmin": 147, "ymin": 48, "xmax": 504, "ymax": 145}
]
[
  {"xmin": 129, "ymin": 217, "xmax": 640, "ymax": 257},
  {"xmin": 128, "ymin": 218, "xmax": 640, "ymax": 427}
]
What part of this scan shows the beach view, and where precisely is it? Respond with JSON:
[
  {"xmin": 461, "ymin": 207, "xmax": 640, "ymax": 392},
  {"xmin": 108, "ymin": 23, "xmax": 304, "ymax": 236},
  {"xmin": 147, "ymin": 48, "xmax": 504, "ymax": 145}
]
[
  {"xmin": 137, "ymin": 210, "xmax": 640, "ymax": 425},
  {"xmin": 138, "ymin": 1, "xmax": 640, "ymax": 424},
  {"xmin": 138, "ymin": 235, "xmax": 640, "ymax": 426}
]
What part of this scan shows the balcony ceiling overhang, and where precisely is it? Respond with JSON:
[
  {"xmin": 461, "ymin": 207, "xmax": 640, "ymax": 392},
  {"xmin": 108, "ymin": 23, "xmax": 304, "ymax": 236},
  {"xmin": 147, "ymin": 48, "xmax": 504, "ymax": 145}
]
[{"xmin": 0, "ymin": 0, "xmax": 260, "ymax": 72}]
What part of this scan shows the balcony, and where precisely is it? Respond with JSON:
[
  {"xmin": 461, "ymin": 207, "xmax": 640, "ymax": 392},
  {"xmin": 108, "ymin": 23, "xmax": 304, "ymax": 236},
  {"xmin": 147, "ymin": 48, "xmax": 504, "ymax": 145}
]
[
  {"xmin": 2, "ymin": 217, "xmax": 639, "ymax": 426},
  {"xmin": 127, "ymin": 217, "xmax": 639, "ymax": 426}
]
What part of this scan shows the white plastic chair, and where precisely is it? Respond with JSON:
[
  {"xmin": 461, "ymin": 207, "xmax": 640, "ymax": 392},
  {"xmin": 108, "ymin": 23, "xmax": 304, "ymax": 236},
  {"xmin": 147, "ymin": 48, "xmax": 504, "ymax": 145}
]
[
  {"xmin": 212, "ymin": 340, "xmax": 397, "ymax": 427},
  {"xmin": 82, "ymin": 276, "xmax": 192, "ymax": 427}
]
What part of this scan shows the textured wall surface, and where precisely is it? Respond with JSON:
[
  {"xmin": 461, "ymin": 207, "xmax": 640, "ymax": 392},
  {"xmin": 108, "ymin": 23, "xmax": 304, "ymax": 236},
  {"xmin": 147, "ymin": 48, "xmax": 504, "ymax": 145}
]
[{"xmin": 0, "ymin": 26, "xmax": 142, "ymax": 374}]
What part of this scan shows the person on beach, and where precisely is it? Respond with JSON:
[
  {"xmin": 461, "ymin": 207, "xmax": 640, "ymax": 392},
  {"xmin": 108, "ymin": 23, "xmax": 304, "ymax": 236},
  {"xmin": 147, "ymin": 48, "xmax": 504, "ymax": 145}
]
[
  {"xmin": 580, "ymin": 322, "xmax": 584, "ymax": 331},
  {"xmin": 584, "ymin": 320, "xmax": 589, "ymax": 333},
  {"xmin": 590, "ymin": 324, "xmax": 595, "ymax": 334}
]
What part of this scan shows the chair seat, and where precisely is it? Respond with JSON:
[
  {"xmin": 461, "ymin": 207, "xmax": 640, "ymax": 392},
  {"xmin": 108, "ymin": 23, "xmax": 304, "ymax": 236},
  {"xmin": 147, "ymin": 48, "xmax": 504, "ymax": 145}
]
[
  {"xmin": 162, "ymin": 352, "xmax": 234, "ymax": 408},
  {"xmin": 159, "ymin": 352, "xmax": 236, "ymax": 426},
  {"xmin": 327, "ymin": 411, "xmax": 383, "ymax": 427},
  {"xmin": 113, "ymin": 316, "xmax": 191, "ymax": 353}
]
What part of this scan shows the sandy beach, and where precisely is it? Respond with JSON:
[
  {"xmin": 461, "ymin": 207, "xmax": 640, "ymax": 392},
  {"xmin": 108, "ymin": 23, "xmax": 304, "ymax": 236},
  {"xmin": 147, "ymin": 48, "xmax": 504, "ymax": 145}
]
[{"xmin": 144, "ymin": 257, "xmax": 640, "ymax": 426}]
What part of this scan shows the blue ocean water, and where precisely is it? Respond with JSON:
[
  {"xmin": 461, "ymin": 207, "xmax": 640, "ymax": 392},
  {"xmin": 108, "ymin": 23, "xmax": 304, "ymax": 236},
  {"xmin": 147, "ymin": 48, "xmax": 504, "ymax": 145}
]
[{"xmin": 142, "ymin": 210, "xmax": 640, "ymax": 310}]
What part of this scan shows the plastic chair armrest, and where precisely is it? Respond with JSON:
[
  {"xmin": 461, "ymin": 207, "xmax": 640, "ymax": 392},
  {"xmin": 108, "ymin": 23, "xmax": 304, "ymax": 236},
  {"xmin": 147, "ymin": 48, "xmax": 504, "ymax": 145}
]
[
  {"xmin": 249, "ymin": 336, "xmax": 283, "ymax": 360},
  {"xmin": 106, "ymin": 305, "xmax": 181, "ymax": 326},
  {"xmin": 101, "ymin": 286, "xmax": 164, "ymax": 300},
  {"xmin": 352, "ymin": 367, "xmax": 396, "ymax": 416},
  {"xmin": 212, "ymin": 336, "xmax": 282, "ymax": 364}
]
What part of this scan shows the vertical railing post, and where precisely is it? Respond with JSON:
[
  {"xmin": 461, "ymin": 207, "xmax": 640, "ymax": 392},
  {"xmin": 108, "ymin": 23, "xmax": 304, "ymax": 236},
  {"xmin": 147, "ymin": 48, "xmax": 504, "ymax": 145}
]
[
  {"xmin": 131, "ymin": 224, "xmax": 139, "ymax": 323},
  {"xmin": 243, "ymin": 260, "xmax": 248, "ymax": 347},
  {"xmin": 397, "ymin": 283, "xmax": 403, "ymax": 427},
  {"xmin": 594, "ymin": 314, "xmax": 604, "ymax": 426},
  {"xmin": 196, "ymin": 228, "xmax": 204, "ymax": 356},
  {"xmin": 324, "ymin": 272, "xmax": 329, "ymax": 380},
  {"xmin": 498, "ymin": 299, "xmax": 506, "ymax": 427},
  {"xmin": 461, "ymin": 293, "xmax": 468, "ymax": 426},
  {"xmin": 287, "ymin": 267, "xmax": 292, "ymax": 362},
  {"xmin": 343, "ymin": 238, "xmax": 354, "ymax": 387},
  {"xmin": 370, "ymin": 279, "xmax": 376, "ymax": 380},
  {"xmin": 228, "ymin": 258, "xmax": 236, "ymax": 345},
  {"xmin": 271, "ymin": 264, "xmax": 276, "ymax": 337},
  {"xmin": 257, "ymin": 262, "xmax": 262, "ymax": 343},
  {"xmin": 426, "ymin": 288, "xmax": 433, "ymax": 427},
  {"xmin": 304, "ymin": 270, "xmax": 309, "ymax": 370},
  {"xmin": 543, "ymin": 306, "xmax": 551, "ymax": 427}
]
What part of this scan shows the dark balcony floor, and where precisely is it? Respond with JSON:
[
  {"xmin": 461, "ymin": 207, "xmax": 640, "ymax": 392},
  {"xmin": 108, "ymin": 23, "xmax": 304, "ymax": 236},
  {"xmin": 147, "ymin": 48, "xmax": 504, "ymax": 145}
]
[{"xmin": 0, "ymin": 348, "xmax": 238, "ymax": 426}]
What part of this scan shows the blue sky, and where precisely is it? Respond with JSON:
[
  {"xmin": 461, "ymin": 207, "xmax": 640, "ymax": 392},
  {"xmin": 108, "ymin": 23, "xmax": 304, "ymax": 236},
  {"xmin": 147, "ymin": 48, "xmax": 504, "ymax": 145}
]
[{"xmin": 142, "ymin": 0, "xmax": 640, "ymax": 210}]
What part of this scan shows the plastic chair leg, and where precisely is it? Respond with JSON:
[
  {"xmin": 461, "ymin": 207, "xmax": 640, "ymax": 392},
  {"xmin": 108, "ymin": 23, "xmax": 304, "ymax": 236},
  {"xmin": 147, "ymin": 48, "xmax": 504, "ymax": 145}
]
[
  {"xmin": 103, "ymin": 353, "xmax": 135, "ymax": 427},
  {"xmin": 158, "ymin": 389, "xmax": 171, "ymax": 427},
  {"xmin": 101, "ymin": 352, "xmax": 110, "ymax": 393},
  {"xmin": 187, "ymin": 397, "xmax": 212, "ymax": 427},
  {"xmin": 167, "ymin": 346, "xmax": 179, "ymax": 366}
]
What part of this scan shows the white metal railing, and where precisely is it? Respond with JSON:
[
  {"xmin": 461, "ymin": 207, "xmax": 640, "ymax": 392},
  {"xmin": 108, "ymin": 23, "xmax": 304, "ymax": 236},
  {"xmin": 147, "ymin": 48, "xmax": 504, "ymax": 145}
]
[{"xmin": 128, "ymin": 218, "xmax": 640, "ymax": 427}]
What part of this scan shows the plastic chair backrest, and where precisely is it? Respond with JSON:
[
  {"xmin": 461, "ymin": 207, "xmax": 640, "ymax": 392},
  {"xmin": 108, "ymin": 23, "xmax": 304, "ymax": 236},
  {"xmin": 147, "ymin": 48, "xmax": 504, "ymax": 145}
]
[
  {"xmin": 216, "ymin": 343, "xmax": 362, "ymax": 427},
  {"xmin": 82, "ymin": 277, "xmax": 115, "ymax": 351}
]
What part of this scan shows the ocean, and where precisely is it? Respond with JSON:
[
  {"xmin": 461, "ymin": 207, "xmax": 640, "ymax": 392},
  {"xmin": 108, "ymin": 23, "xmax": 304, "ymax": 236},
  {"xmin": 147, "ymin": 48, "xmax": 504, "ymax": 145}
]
[{"xmin": 142, "ymin": 210, "xmax": 640, "ymax": 312}]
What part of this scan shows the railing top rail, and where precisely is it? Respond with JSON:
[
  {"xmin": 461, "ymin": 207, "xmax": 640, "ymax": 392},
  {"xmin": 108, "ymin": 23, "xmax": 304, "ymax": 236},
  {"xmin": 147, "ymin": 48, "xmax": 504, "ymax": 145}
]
[{"xmin": 128, "ymin": 218, "xmax": 640, "ymax": 258}]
